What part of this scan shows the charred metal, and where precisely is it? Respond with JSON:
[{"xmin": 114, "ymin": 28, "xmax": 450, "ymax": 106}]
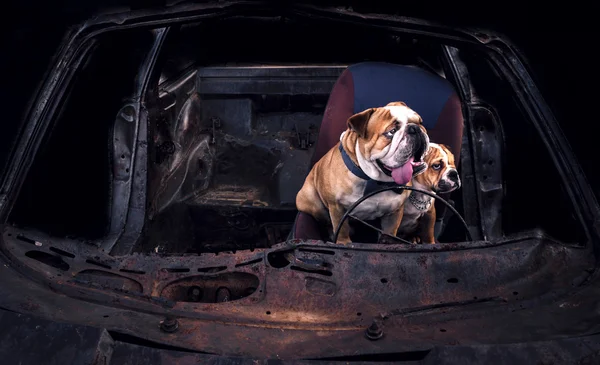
[{"xmin": 0, "ymin": 1, "xmax": 598, "ymax": 362}]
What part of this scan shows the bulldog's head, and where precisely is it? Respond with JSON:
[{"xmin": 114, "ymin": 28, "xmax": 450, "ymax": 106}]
[
  {"xmin": 415, "ymin": 143, "xmax": 461, "ymax": 193},
  {"xmin": 344, "ymin": 101, "xmax": 429, "ymax": 185}
]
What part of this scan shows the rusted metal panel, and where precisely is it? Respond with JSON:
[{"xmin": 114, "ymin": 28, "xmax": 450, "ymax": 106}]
[
  {"xmin": 1, "ymin": 226, "xmax": 598, "ymax": 358},
  {"xmin": 3, "ymin": 306, "xmax": 600, "ymax": 364},
  {"xmin": 0, "ymin": 1, "xmax": 599, "ymax": 362}
]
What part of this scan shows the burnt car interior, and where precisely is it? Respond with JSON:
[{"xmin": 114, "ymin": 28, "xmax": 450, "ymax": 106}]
[
  {"xmin": 1, "ymin": 4, "xmax": 598, "ymax": 360},
  {"xmin": 8, "ymin": 18, "xmax": 585, "ymax": 250}
]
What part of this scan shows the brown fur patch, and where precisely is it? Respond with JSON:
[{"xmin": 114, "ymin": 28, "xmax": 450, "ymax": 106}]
[
  {"xmin": 414, "ymin": 143, "xmax": 456, "ymax": 190},
  {"xmin": 397, "ymin": 143, "xmax": 458, "ymax": 244},
  {"xmin": 296, "ymin": 102, "xmax": 426, "ymax": 244}
]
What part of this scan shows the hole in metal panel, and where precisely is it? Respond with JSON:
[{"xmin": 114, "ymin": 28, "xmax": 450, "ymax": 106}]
[
  {"xmin": 267, "ymin": 251, "xmax": 291, "ymax": 268},
  {"xmin": 160, "ymin": 272, "xmax": 259, "ymax": 303},
  {"xmin": 198, "ymin": 266, "xmax": 227, "ymax": 273},
  {"xmin": 298, "ymin": 248, "xmax": 335, "ymax": 255},
  {"xmin": 86, "ymin": 259, "xmax": 112, "ymax": 270},
  {"xmin": 25, "ymin": 251, "xmax": 69, "ymax": 271},
  {"xmin": 290, "ymin": 266, "xmax": 332, "ymax": 277},
  {"xmin": 74, "ymin": 269, "xmax": 143, "ymax": 293},
  {"xmin": 17, "ymin": 235, "xmax": 36, "ymax": 245},
  {"xmin": 163, "ymin": 268, "xmax": 190, "ymax": 273},
  {"xmin": 234, "ymin": 258, "xmax": 262, "ymax": 268},
  {"xmin": 49, "ymin": 247, "xmax": 76, "ymax": 258}
]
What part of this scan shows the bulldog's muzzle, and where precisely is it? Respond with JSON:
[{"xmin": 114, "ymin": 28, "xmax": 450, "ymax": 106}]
[
  {"xmin": 406, "ymin": 123, "xmax": 429, "ymax": 174},
  {"xmin": 437, "ymin": 168, "xmax": 461, "ymax": 193}
]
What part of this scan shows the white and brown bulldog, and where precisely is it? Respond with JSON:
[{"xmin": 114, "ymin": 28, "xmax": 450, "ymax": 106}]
[
  {"xmin": 397, "ymin": 143, "xmax": 461, "ymax": 244},
  {"xmin": 296, "ymin": 101, "xmax": 429, "ymax": 244}
]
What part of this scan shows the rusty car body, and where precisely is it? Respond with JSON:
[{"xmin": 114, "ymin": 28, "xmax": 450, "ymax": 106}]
[{"xmin": 0, "ymin": 1, "xmax": 599, "ymax": 363}]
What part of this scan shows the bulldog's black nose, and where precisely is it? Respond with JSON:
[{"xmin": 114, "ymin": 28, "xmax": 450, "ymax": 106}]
[
  {"xmin": 447, "ymin": 169, "xmax": 459, "ymax": 181},
  {"xmin": 406, "ymin": 123, "xmax": 419, "ymax": 135}
]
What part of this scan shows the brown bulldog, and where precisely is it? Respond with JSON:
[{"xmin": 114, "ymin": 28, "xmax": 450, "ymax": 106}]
[
  {"xmin": 397, "ymin": 143, "xmax": 461, "ymax": 243},
  {"xmin": 296, "ymin": 102, "xmax": 429, "ymax": 244}
]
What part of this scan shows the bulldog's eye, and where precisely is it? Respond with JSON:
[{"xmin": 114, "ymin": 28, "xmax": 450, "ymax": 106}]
[
  {"xmin": 432, "ymin": 163, "xmax": 442, "ymax": 170},
  {"xmin": 384, "ymin": 128, "xmax": 397, "ymax": 139}
]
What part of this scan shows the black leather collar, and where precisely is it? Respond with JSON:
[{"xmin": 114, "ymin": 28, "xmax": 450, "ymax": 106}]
[{"xmin": 338, "ymin": 143, "xmax": 404, "ymax": 195}]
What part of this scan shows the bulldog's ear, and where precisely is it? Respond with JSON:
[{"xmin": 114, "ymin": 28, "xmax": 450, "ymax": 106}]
[
  {"xmin": 423, "ymin": 145, "xmax": 432, "ymax": 156},
  {"xmin": 347, "ymin": 108, "xmax": 375, "ymax": 138},
  {"xmin": 439, "ymin": 144, "xmax": 452, "ymax": 154},
  {"xmin": 385, "ymin": 101, "xmax": 407, "ymax": 107}
]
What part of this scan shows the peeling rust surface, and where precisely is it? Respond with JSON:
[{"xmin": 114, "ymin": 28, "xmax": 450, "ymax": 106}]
[
  {"xmin": 4, "ymin": 306, "xmax": 600, "ymax": 364},
  {"xmin": 1, "ymin": 226, "xmax": 598, "ymax": 358},
  {"xmin": 0, "ymin": 0, "xmax": 598, "ymax": 361}
]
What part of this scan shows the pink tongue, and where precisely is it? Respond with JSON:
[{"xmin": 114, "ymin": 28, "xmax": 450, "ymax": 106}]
[{"xmin": 391, "ymin": 157, "xmax": 414, "ymax": 185}]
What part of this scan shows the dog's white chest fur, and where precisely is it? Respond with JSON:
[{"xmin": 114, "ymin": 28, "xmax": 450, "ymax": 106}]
[
  {"xmin": 399, "ymin": 197, "xmax": 431, "ymax": 231},
  {"xmin": 398, "ymin": 192, "xmax": 435, "ymax": 235},
  {"xmin": 337, "ymin": 179, "xmax": 406, "ymax": 221}
]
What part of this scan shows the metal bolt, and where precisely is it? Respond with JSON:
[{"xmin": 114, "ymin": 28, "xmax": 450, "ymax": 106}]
[
  {"xmin": 160, "ymin": 317, "xmax": 179, "ymax": 333},
  {"xmin": 188, "ymin": 286, "xmax": 203, "ymax": 302},
  {"xmin": 365, "ymin": 319, "xmax": 384, "ymax": 340}
]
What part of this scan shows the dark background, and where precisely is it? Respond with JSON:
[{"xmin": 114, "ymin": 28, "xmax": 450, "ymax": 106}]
[{"xmin": 0, "ymin": 1, "xmax": 594, "ymax": 190}]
